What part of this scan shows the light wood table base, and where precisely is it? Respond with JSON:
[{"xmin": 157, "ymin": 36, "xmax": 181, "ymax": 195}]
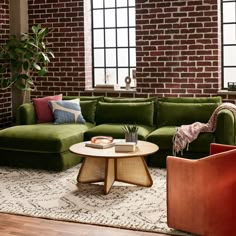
[{"xmin": 77, "ymin": 156, "xmax": 153, "ymax": 194}]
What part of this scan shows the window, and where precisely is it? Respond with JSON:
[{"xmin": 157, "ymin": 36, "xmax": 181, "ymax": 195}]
[
  {"xmin": 222, "ymin": 0, "xmax": 236, "ymax": 89},
  {"xmin": 91, "ymin": 0, "xmax": 136, "ymax": 88}
]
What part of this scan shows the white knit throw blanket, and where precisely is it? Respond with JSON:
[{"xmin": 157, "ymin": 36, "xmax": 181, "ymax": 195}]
[{"xmin": 172, "ymin": 102, "xmax": 236, "ymax": 156}]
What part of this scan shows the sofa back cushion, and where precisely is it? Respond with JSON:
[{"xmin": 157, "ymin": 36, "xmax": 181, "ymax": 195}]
[
  {"xmin": 103, "ymin": 97, "xmax": 156, "ymax": 103},
  {"xmin": 157, "ymin": 102, "xmax": 220, "ymax": 127},
  {"xmin": 79, "ymin": 100, "xmax": 97, "ymax": 123},
  {"xmin": 158, "ymin": 96, "xmax": 222, "ymax": 104},
  {"xmin": 96, "ymin": 101, "xmax": 154, "ymax": 126}
]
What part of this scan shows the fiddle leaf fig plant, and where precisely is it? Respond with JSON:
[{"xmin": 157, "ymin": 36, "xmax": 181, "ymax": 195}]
[{"xmin": 0, "ymin": 24, "xmax": 54, "ymax": 91}]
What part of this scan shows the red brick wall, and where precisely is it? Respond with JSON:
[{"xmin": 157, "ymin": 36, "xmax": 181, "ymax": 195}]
[
  {"xmin": 27, "ymin": 0, "xmax": 223, "ymax": 99},
  {"xmin": 136, "ymin": 0, "xmax": 220, "ymax": 97},
  {"xmin": 28, "ymin": 0, "xmax": 87, "ymax": 97},
  {"xmin": 0, "ymin": 0, "xmax": 12, "ymax": 127}
]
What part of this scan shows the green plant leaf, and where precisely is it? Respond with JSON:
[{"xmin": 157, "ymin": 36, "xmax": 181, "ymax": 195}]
[
  {"xmin": 40, "ymin": 52, "xmax": 50, "ymax": 62},
  {"xmin": 48, "ymin": 51, "xmax": 55, "ymax": 58},
  {"xmin": 38, "ymin": 67, "xmax": 47, "ymax": 76},
  {"xmin": 23, "ymin": 61, "xmax": 29, "ymax": 71},
  {"xmin": 33, "ymin": 63, "xmax": 41, "ymax": 71},
  {"xmin": 0, "ymin": 78, "xmax": 11, "ymax": 88},
  {"xmin": 17, "ymin": 74, "xmax": 29, "ymax": 80},
  {"xmin": 26, "ymin": 79, "xmax": 34, "ymax": 86}
]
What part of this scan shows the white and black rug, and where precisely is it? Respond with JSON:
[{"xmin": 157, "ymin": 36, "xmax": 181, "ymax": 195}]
[{"xmin": 0, "ymin": 165, "xmax": 190, "ymax": 235}]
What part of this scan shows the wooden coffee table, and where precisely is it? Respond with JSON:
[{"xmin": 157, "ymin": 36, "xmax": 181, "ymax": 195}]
[{"xmin": 69, "ymin": 140, "xmax": 159, "ymax": 194}]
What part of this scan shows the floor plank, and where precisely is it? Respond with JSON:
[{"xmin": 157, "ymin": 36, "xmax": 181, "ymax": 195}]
[{"xmin": 0, "ymin": 213, "xmax": 169, "ymax": 236}]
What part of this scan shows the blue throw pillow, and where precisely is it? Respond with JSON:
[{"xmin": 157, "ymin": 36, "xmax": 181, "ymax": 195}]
[{"xmin": 49, "ymin": 99, "xmax": 86, "ymax": 124}]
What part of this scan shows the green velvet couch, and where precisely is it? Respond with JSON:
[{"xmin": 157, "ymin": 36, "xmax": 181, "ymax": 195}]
[{"xmin": 0, "ymin": 96, "xmax": 234, "ymax": 170}]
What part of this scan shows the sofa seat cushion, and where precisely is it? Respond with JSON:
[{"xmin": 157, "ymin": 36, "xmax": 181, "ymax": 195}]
[
  {"xmin": 0, "ymin": 123, "xmax": 94, "ymax": 153},
  {"xmin": 84, "ymin": 124, "xmax": 155, "ymax": 141},
  {"xmin": 147, "ymin": 127, "xmax": 215, "ymax": 152}
]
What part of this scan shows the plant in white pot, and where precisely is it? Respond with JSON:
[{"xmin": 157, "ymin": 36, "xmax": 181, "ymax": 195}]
[{"xmin": 0, "ymin": 24, "xmax": 55, "ymax": 105}]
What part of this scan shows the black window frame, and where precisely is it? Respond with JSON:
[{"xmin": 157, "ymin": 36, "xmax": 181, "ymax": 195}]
[
  {"xmin": 91, "ymin": 0, "xmax": 136, "ymax": 88},
  {"xmin": 221, "ymin": 0, "xmax": 236, "ymax": 89}
]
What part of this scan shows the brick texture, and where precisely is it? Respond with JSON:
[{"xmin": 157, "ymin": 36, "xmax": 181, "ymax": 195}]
[
  {"xmin": 136, "ymin": 0, "xmax": 220, "ymax": 97},
  {"xmin": 0, "ymin": 0, "xmax": 12, "ymax": 127}
]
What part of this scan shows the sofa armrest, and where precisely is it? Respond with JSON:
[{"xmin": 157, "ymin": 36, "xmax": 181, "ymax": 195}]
[
  {"xmin": 16, "ymin": 103, "xmax": 37, "ymax": 125},
  {"xmin": 215, "ymin": 109, "xmax": 235, "ymax": 145}
]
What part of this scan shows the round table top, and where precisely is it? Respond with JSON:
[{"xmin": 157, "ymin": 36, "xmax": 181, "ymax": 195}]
[{"xmin": 69, "ymin": 140, "xmax": 159, "ymax": 158}]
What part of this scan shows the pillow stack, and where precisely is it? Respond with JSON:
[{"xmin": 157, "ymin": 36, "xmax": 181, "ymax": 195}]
[{"xmin": 32, "ymin": 95, "xmax": 86, "ymax": 124}]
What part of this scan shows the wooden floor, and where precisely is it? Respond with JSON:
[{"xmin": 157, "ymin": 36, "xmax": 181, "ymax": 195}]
[{"xmin": 0, "ymin": 213, "xmax": 169, "ymax": 236}]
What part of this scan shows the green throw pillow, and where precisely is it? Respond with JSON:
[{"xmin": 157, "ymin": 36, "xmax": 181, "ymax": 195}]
[{"xmin": 96, "ymin": 101, "xmax": 154, "ymax": 126}]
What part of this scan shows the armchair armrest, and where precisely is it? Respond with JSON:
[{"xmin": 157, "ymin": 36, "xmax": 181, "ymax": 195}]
[
  {"xmin": 210, "ymin": 143, "xmax": 236, "ymax": 155},
  {"xmin": 16, "ymin": 103, "xmax": 37, "ymax": 125},
  {"xmin": 215, "ymin": 109, "xmax": 235, "ymax": 145}
]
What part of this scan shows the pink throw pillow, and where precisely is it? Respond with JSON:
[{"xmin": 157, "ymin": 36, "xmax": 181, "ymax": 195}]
[{"xmin": 32, "ymin": 94, "xmax": 63, "ymax": 123}]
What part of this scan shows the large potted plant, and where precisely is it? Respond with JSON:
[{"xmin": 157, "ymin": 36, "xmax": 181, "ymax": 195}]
[{"xmin": 0, "ymin": 24, "xmax": 54, "ymax": 106}]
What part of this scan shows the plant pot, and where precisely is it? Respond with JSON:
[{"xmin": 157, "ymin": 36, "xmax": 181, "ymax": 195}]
[{"xmin": 125, "ymin": 132, "xmax": 138, "ymax": 143}]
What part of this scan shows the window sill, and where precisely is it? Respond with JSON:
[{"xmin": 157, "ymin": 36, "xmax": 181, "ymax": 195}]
[
  {"xmin": 85, "ymin": 88, "xmax": 136, "ymax": 93},
  {"xmin": 217, "ymin": 90, "xmax": 236, "ymax": 95}
]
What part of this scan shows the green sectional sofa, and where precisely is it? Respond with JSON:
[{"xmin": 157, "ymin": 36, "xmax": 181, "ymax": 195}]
[{"xmin": 0, "ymin": 96, "xmax": 234, "ymax": 170}]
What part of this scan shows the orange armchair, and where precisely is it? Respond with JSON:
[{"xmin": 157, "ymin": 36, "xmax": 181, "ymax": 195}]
[{"xmin": 167, "ymin": 143, "xmax": 236, "ymax": 236}]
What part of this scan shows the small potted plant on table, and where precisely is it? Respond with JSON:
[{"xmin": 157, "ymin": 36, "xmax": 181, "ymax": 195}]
[{"xmin": 122, "ymin": 124, "xmax": 138, "ymax": 143}]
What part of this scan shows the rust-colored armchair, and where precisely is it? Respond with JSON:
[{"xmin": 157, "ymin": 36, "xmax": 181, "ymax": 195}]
[{"xmin": 167, "ymin": 143, "xmax": 236, "ymax": 236}]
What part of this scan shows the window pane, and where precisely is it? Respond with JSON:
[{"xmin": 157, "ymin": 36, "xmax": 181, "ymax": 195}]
[
  {"xmin": 223, "ymin": 2, "xmax": 236, "ymax": 23},
  {"xmin": 105, "ymin": 29, "xmax": 116, "ymax": 47},
  {"xmin": 224, "ymin": 68, "xmax": 236, "ymax": 88},
  {"xmin": 224, "ymin": 46, "xmax": 236, "ymax": 66},
  {"xmin": 106, "ymin": 68, "xmax": 117, "ymax": 84},
  {"xmin": 118, "ymin": 48, "xmax": 128, "ymax": 66},
  {"xmin": 129, "ymin": 8, "xmax": 135, "ymax": 26},
  {"xmin": 117, "ymin": 0, "xmax": 128, "ymax": 7},
  {"xmin": 94, "ymin": 49, "xmax": 104, "ymax": 67},
  {"xmin": 117, "ymin": 8, "xmax": 128, "ymax": 27},
  {"xmin": 128, "ymin": 0, "xmax": 135, "ymax": 7},
  {"xmin": 117, "ymin": 28, "xmax": 128, "ymax": 47},
  {"xmin": 93, "ymin": 29, "xmax": 104, "ymax": 47},
  {"xmin": 106, "ymin": 49, "xmax": 117, "ymax": 67},
  {"xmin": 105, "ymin": 9, "xmax": 115, "ymax": 27},
  {"xmin": 130, "ymin": 48, "xmax": 136, "ymax": 67},
  {"xmin": 94, "ymin": 69, "xmax": 105, "ymax": 85},
  {"xmin": 223, "ymin": 24, "xmax": 236, "ymax": 45},
  {"xmin": 93, "ymin": 0, "xmax": 103, "ymax": 8},
  {"xmin": 93, "ymin": 10, "xmax": 104, "ymax": 28},
  {"xmin": 129, "ymin": 28, "xmax": 135, "ymax": 47},
  {"xmin": 105, "ymin": 0, "xmax": 115, "ymax": 8},
  {"xmin": 118, "ymin": 68, "xmax": 129, "ymax": 86}
]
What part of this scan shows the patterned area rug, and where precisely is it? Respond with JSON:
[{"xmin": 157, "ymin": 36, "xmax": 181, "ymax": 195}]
[{"xmin": 0, "ymin": 165, "xmax": 190, "ymax": 235}]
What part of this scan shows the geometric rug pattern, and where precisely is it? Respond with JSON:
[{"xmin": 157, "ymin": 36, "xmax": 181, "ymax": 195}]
[{"xmin": 0, "ymin": 165, "xmax": 191, "ymax": 235}]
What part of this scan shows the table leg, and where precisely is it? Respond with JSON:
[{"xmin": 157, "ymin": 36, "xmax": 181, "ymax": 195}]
[
  {"xmin": 77, "ymin": 157, "xmax": 106, "ymax": 183},
  {"xmin": 104, "ymin": 158, "xmax": 115, "ymax": 194},
  {"xmin": 116, "ymin": 156, "xmax": 153, "ymax": 187}
]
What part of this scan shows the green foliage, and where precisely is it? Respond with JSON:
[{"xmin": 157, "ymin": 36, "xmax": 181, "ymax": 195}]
[
  {"xmin": 0, "ymin": 24, "xmax": 54, "ymax": 91},
  {"xmin": 122, "ymin": 124, "xmax": 138, "ymax": 133}
]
